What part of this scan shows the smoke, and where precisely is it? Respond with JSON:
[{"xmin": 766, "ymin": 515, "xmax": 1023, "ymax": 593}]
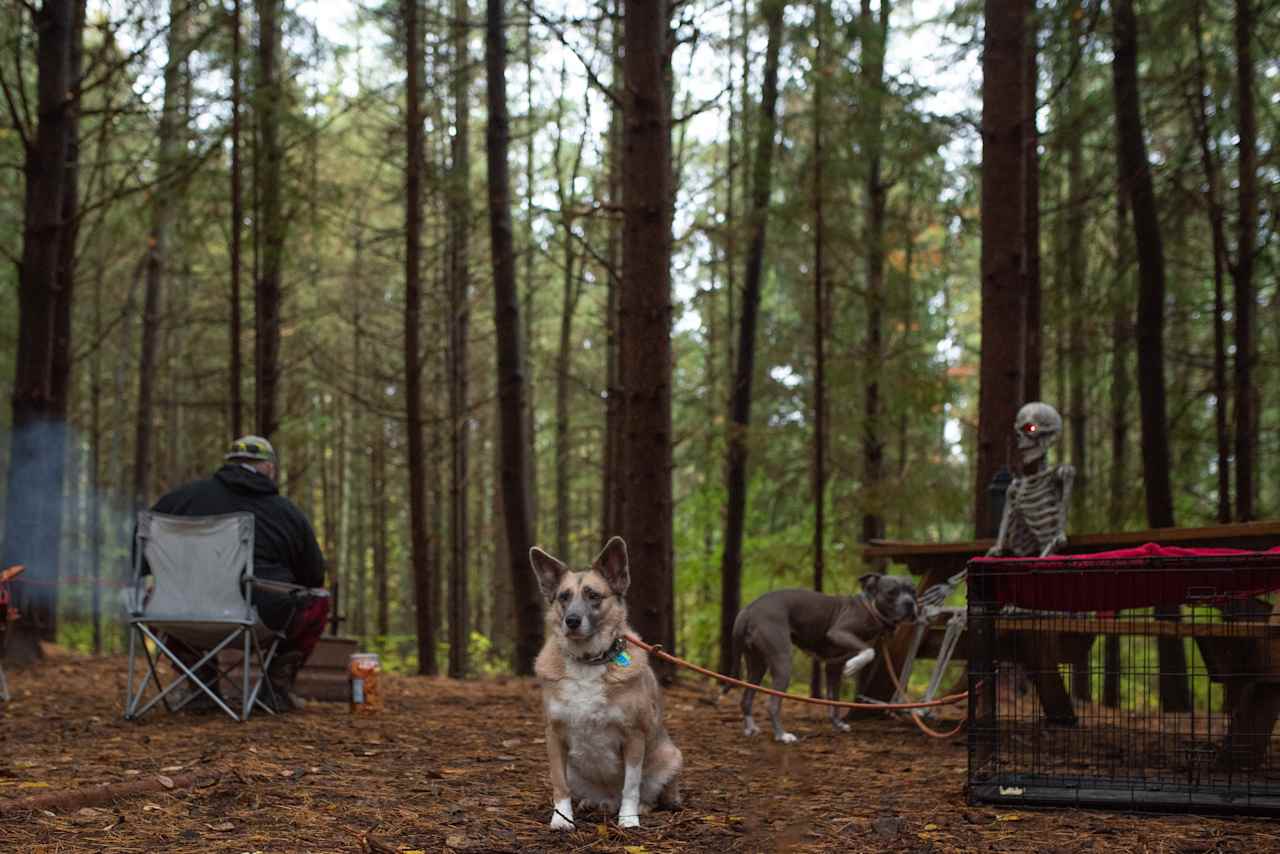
[{"xmin": 1, "ymin": 419, "xmax": 136, "ymax": 635}]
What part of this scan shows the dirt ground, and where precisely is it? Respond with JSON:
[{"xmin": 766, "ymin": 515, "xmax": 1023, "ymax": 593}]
[{"xmin": 2, "ymin": 646, "xmax": 1279, "ymax": 853}]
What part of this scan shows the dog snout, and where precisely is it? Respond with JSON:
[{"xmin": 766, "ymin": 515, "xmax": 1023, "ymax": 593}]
[{"xmin": 565, "ymin": 614, "xmax": 582, "ymax": 630}]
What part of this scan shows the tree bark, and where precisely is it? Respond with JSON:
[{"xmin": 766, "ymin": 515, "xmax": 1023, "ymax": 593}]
[
  {"xmin": 44, "ymin": 0, "xmax": 86, "ymax": 643},
  {"xmin": 718, "ymin": 0, "xmax": 783, "ymax": 675},
  {"xmin": 1109, "ymin": 196, "xmax": 1132, "ymax": 527},
  {"xmin": 373, "ymin": 423, "xmax": 389, "ymax": 637},
  {"xmin": 809, "ymin": 0, "xmax": 829, "ymax": 699},
  {"xmin": 1022, "ymin": 4, "xmax": 1041, "ymax": 402},
  {"xmin": 1232, "ymin": 0, "xmax": 1257, "ymax": 522},
  {"xmin": 860, "ymin": 0, "xmax": 887, "ymax": 547},
  {"xmin": 602, "ymin": 0, "xmax": 624, "ymax": 539},
  {"xmin": 229, "ymin": 0, "xmax": 245, "ymax": 438},
  {"xmin": 975, "ymin": 0, "xmax": 1027, "ymax": 538},
  {"xmin": 1188, "ymin": 0, "xmax": 1231, "ymax": 523},
  {"xmin": 403, "ymin": 0, "xmax": 436, "ymax": 675},
  {"xmin": 552, "ymin": 72, "xmax": 588, "ymax": 561},
  {"xmin": 1112, "ymin": 0, "xmax": 1173, "ymax": 531},
  {"xmin": 134, "ymin": 0, "xmax": 187, "ymax": 513},
  {"xmin": 4, "ymin": 0, "xmax": 76, "ymax": 664},
  {"xmin": 622, "ymin": 0, "xmax": 677, "ymax": 671},
  {"xmin": 1065, "ymin": 1, "xmax": 1087, "ymax": 523},
  {"xmin": 1113, "ymin": 0, "xmax": 1185, "ymax": 712},
  {"xmin": 90, "ymin": 250, "xmax": 103, "ymax": 653},
  {"xmin": 254, "ymin": 0, "xmax": 284, "ymax": 439},
  {"xmin": 486, "ymin": 0, "xmax": 539, "ymax": 674},
  {"xmin": 522, "ymin": 8, "xmax": 540, "ymax": 546},
  {"xmin": 447, "ymin": 0, "xmax": 471, "ymax": 679}
]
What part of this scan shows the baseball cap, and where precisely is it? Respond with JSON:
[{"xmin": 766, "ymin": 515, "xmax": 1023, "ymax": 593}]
[{"xmin": 225, "ymin": 435, "xmax": 277, "ymax": 463}]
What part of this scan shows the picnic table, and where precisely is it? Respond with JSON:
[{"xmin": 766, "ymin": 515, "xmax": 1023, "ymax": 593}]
[
  {"xmin": 857, "ymin": 522, "xmax": 1280, "ymax": 715},
  {"xmin": 864, "ymin": 520, "xmax": 1280, "ymax": 588}
]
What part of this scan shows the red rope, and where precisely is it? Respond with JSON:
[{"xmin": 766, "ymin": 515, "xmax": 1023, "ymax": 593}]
[{"xmin": 623, "ymin": 633, "xmax": 970, "ymax": 712}]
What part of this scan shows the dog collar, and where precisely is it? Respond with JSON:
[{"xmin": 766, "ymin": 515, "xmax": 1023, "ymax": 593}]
[{"xmin": 576, "ymin": 636, "xmax": 628, "ymax": 666}]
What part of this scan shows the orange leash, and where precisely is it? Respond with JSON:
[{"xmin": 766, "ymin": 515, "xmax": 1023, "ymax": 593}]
[
  {"xmin": 623, "ymin": 633, "xmax": 970, "ymax": 713},
  {"xmin": 880, "ymin": 643, "xmax": 969, "ymax": 739}
]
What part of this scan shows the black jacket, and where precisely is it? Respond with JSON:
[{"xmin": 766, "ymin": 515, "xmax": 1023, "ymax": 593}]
[{"xmin": 151, "ymin": 464, "xmax": 326, "ymax": 609}]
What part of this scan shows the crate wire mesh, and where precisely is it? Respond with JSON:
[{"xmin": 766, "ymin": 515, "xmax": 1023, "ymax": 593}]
[{"xmin": 967, "ymin": 551, "xmax": 1280, "ymax": 815}]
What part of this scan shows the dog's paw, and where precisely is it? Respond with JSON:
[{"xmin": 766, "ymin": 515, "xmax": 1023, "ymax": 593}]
[
  {"xmin": 843, "ymin": 648, "xmax": 875, "ymax": 678},
  {"xmin": 618, "ymin": 813, "xmax": 640, "ymax": 829},
  {"xmin": 833, "ymin": 720, "xmax": 851, "ymax": 733},
  {"xmin": 550, "ymin": 799, "xmax": 575, "ymax": 831},
  {"xmin": 743, "ymin": 719, "xmax": 760, "ymax": 737},
  {"xmin": 776, "ymin": 732, "xmax": 798, "ymax": 744}
]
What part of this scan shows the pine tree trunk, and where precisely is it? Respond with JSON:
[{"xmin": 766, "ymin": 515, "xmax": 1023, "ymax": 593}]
[
  {"xmin": 90, "ymin": 258, "xmax": 103, "ymax": 654},
  {"xmin": 622, "ymin": 0, "xmax": 677, "ymax": 671},
  {"xmin": 1022, "ymin": 6, "xmax": 1041, "ymax": 401},
  {"xmin": 522, "ymin": 9, "xmax": 540, "ymax": 543},
  {"xmin": 809, "ymin": 0, "xmax": 829, "ymax": 699},
  {"xmin": 44, "ymin": 0, "xmax": 86, "ymax": 643},
  {"xmin": 447, "ymin": 0, "xmax": 471, "ymax": 679},
  {"xmin": 1189, "ymin": 0, "xmax": 1232, "ymax": 523},
  {"xmin": 133, "ymin": 0, "xmax": 186, "ymax": 514},
  {"xmin": 860, "ymin": 0, "xmax": 887, "ymax": 547},
  {"xmin": 1112, "ymin": 0, "xmax": 1174, "ymax": 531},
  {"xmin": 229, "ymin": 0, "xmax": 244, "ymax": 438},
  {"xmin": 1066, "ymin": 3, "xmax": 1088, "ymax": 523},
  {"xmin": 975, "ymin": 0, "xmax": 1027, "ymax": 538},
  {"xmin": 490, "ymin": 421, "xmax": 514, "ymax": 657},
  {"xmin": 602, "ymin": 0, "xmax": 624, "ymax": 539},
  {"xmin": 1232, "ymin": 0, "xmax": 1257, "ymax": 522},
  {"xmin": 6, "ymin": 0, "xmax": 74, "ymax": 664},
  {"xmin": 1108, "ymin": 194, "xmax": 1132, "ymax": 528},
  {"xmin": 403, "ymin": 0, "xmax": 436, "ymax": 675},
  {"xmin": 1113, "ymin": 0, "xmax": 1186, "ymax": 712},
  {"xmin": 719, "ymin": 0, "xmax": 783, "ymax": 674},
  {"xmin": 254, "ymin": 0, "xmax": 284, "ymax": 439},
  {"xmin": 373, "ymin": 425, "xmax": 389, "ymax": 637},
  {"xmin": 485, "ymin": 0, "xmax": 539, "ymax": 674}
]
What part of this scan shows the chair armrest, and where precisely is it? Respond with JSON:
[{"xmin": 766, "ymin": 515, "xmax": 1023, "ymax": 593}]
[{"xmin": 249, "ymin": 577, "xmax": 329, "ymax": 598}]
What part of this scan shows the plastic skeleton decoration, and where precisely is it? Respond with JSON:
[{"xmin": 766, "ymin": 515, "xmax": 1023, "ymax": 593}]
[
  {"xmin": 987, "ymin": 401, "xmax": 1075, "ymax": 558},
  {"xmin": 899, "ymin": 404, "xmax": 1075, "ymax": 711}
]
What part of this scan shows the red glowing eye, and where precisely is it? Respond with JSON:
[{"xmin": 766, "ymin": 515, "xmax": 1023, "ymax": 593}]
[{"xmin": 1023, "ymin": 424, "xmax": 1037, "ymax": 433}]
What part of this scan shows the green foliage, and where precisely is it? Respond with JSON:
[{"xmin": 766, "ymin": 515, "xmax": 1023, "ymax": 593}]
[{"xmin": 1, "ymin": 0, "xmax": 1276, "ymax": 681}]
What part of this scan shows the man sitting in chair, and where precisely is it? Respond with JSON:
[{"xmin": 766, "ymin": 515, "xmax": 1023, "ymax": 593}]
[{"xmin": 149, "ymin": 435, "xmax": 327, "ymax": 711}]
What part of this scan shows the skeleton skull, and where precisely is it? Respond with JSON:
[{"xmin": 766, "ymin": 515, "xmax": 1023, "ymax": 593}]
[{"xmin": 1014, "ymin": 402, "xmax": 1062, "ymax": 466}]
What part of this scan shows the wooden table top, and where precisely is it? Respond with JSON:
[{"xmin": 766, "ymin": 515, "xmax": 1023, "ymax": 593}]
[{"xmin": 863, "ymin": 520, "xmax": 1280, "ymax": 575}]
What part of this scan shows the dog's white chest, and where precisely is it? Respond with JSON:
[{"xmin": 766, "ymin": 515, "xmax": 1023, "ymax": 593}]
[{"xmin": 547, "ymin": 665, "xmax": 624, "ymax": 730}]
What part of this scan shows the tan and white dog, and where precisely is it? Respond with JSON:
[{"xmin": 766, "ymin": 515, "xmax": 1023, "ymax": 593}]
[{"xmin": 530, "ymin": 537, "xmax": 683, "ymax": 830}]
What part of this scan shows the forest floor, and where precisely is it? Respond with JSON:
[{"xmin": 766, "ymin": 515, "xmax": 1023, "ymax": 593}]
[{"xmin": 2, "ymin": 645, "xmax": 1279, "ymax": 853}]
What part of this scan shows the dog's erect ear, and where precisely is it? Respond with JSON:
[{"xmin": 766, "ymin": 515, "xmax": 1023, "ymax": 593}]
[
  {"xmin": 858, "ymin": 573, "xmax": 883, "ymax": 595},
  {"xmin": 591, "ymin": 536, "xmax": 630, "ymax": 597},
  {"xmin": 530, "ymin": 547, "xmax": 569, "ymax": 602}
]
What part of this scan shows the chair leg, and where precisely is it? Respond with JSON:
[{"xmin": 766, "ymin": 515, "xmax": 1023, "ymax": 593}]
[
  {"xmin": 242, "ymin": 629, "xmax": 250, "ymax": 720},
  {"xmin": 126, "ymin": 628, "xmax": 172, "ymax": 719},
  {"xmin": 131, "ymin": 625, "xmax": 243, "ymax": 721},
  {"xmin": 247, "ymin": 635, "xmax": 281, "ymax": 716},
  {"xmin": 125, "ymin": 625, "xmax": 138, "ymax": 718}
]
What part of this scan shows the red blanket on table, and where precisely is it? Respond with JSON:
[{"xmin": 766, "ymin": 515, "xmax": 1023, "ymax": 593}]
[{"xmin": 967, "ymin": 543, "xmax": 1280, "ymax": 612}]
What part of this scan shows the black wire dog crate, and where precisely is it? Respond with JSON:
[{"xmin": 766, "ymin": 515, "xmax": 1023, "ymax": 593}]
[{"xmin": 967, "ymin": 548, "xmax": 1280, "ymax": 815}]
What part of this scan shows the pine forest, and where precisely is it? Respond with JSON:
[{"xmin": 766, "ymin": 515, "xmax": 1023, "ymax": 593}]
[{"xmin": 1, "ymin": 0, "xmax": 1277, "ymax": 678}]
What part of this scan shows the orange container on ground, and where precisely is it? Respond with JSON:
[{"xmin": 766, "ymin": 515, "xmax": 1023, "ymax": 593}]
[{"xmin": 348, "ymin": 653, "xmax": 383, "ymax": 714}]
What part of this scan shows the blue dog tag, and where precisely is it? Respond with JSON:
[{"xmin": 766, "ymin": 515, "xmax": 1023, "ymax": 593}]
[{"xmin": 613, "ymin": 649, "xmax": 632, "ymax": 667}]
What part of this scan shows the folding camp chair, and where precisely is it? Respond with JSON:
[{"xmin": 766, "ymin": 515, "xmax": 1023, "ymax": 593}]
[{"xmin": 123, "ymin": 511, "xmax": 304, "ymax": 722}]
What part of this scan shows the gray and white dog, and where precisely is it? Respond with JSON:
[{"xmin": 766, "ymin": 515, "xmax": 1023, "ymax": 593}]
[{"xmin": 725, "ymin": 574, "xmax": 923, "ymax": 743}]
